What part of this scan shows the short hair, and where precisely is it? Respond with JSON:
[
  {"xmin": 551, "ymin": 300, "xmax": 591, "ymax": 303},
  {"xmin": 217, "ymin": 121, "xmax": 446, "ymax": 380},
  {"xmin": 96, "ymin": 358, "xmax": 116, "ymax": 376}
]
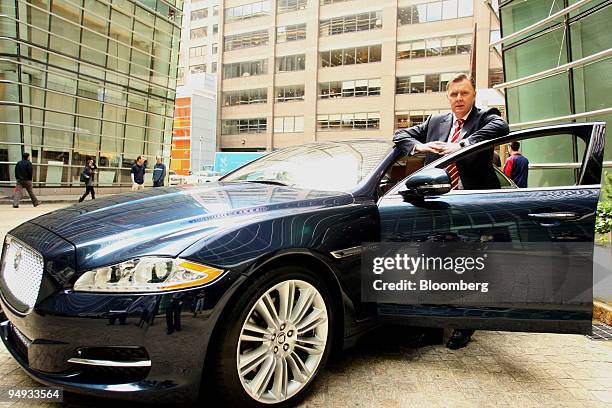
[
  {"xmin": 446, "ymin": 73, "xmax": 476, "ymax": 91},
  {"xmin": 22, "ymin": 152, "xmax": 30, "ymax": 160},
  {"xmin": 155, "ymin": 155, "xmax": 162, "ymax": 161},
  {"xmin": 136, "ymin": 155, "xmax": 144, "ymax": 162},
  {"xmin": 510, "ymin": 141, "xmax": 521, "ymax": 151}
]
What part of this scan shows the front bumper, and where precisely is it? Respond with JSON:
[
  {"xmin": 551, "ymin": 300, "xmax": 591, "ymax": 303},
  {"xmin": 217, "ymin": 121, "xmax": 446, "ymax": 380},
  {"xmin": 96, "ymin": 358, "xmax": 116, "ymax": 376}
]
[{"xmin": 0, "ymin": 273, "xmax": 243, "ymax": 404}]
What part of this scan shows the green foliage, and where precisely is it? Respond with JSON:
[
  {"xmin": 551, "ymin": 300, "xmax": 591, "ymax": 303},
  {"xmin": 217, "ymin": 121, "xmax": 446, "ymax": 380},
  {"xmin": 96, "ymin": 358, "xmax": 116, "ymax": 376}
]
[
  {"xmin": 603, "ymin": 171, "xmax": 612, "ymax": 202},
  {"xmin": 596, "ymin": 201, "xmax": 612, "ymax": 235}
]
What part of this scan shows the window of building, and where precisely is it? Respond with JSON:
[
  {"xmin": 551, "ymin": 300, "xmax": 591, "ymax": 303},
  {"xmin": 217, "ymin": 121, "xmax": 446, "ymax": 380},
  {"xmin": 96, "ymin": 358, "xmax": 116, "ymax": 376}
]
[
  {"xmin": 320, "ymin": 0, "xmax": 351, "ymax": 4},
  {"xmin": 275, "ymin": 85, "xmax": 305, "ymax": 102},
  {"xmin": 398, "ymin": 0, "xmax": 473, "ymax": 25},
  {"xmin": 213, "ymin": 5, "xmax": 219, "ymax": 16},
  {"xmin": 213, "ymin": 24, "xmax": 218, "ymax": 35},
  {"xmin": 276, "ymin": 54, "xmax": 306, "ymax": 72},
  {"xmin": 223, "ymin": 88, "xmax": 268, "ymax": 106},
  {"xmin": 319, "ymin": 79, "xmax": 381, "ymax": 98},
  {"xmin": 190, "ymin": 64, "xmax": 206, "ymax": 74},
  {"xmin": 225, "ymin": 1, "xmax": 271, "ymax": 22},
  {"xmin": 222, "ymin": 118, "xmax": 267, "ymax": 134},
  {"xmin": 489, "ymin": 68, "xmax": 504, "ymax": 88},
  {"xmin": 317, "ymin": 112, "xmax": 380, "ymax": 130},
  {"xmin": 224, "ymin": 30, "xmax": 269, "ymax": 51},
  {"xmin": 274, "ymin": 116, "xmax": 304, "ymax": 133},
  {"xmin": 404, "ymin": 35, "xmax": 468, "ymax": 58},
  {"xmin": 320, "ymin": 11, "xmax": 382, "ymax": 36},
  {"xmin": 177, "ymin": 67, "xmax": 185, "ymax": 82},
  {"xmin": 212, "ymin": 62, "xmax": 217, "ymax": 73},
  {"xmin": 396, "ymin": 72, "xmax": 463, "ymax": 94},
  {"xmin": 212, "ymin": 43, "xmax": 218, "ymax": 54},
  {"xmin": 223, "ymin": 59, "xmax": 268, "ymax": 79},
  {"xmin": 189, "ymin": 46, "xmax": 207, "ymax": 57},
  {"xmin": 191, "ymin": 8, "xmax": 208, "ymax": 21},
  {"xmin": 276, "ymin": 24, "xmax": 307, "ymax": 43},
  {"xmin": 320, "ymin": 45, "xmax": 381, "ymax": 67},
  {"xmin": 190, "ymin": 27, "xmax": 207, "ymax": 40},
  {"xmin": 278, "ymin": 0, "xmax": 307, "ymax": 13},
  {"xmin": 395, "ymin": 110, "xmax": 444, "ymax": 128}
]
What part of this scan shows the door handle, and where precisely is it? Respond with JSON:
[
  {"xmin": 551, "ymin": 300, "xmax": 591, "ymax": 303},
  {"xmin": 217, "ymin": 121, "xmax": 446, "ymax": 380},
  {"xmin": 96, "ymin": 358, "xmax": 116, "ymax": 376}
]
[
  {"xmin": 528, "ymin": 212, "xmax": 581, "ymax": 227},
  {"xmin": 527, "ymin": 212, "xmax": 581, "ymax": 221}
]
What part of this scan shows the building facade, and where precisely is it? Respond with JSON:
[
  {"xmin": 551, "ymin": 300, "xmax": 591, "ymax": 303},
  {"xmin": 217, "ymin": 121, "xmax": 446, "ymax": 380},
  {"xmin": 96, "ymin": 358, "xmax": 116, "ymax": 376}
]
[
  {"xmin": 176, "ymin": 0, "xmax": 220, "ymax": 86},
  {"xmin": 497, "ymin": 0, "xmax": 611, "ymax": 186},
  {"xmin": 216, "ymin": 0, "xmax": 502, "ymax": 152},
  {"xmin": 172, "ymin": 0, "xmax": 219, "ymax": 175},
  {"xmin": 0, "ymin": 0, "xmax": 182, "ymax": 194},
  {"xmin": 173, "ymin": 72, "xmax": 217, "ymax": 175}
]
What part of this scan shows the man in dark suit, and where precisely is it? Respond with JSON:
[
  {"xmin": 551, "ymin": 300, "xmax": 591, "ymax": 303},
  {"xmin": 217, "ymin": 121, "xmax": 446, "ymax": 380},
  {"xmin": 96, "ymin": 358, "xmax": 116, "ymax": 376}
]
[
  {"xmin": 393, "ymin": 73, "xmax": 509, "ymax": 191},
  {"xmin": 393, "ymin": 74, "xmax": 510, "ymax": 349}
]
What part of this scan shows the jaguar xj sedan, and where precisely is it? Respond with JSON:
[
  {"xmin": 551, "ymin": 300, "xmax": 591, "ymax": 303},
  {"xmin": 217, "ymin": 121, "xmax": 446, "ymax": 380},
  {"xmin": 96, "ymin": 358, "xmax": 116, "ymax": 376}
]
[{"xmin": 0, "ymin": 123, "xmax": 605, "ymax": 406}]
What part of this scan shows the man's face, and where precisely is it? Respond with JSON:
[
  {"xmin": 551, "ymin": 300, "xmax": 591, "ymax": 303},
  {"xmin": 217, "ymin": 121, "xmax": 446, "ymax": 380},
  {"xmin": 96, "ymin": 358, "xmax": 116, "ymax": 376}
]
[
  {"xmin": 137, "ymin": 157, "xmax": 144, "ymax": 165},
  {"xmin": 447, "ymin": 79, "xmax": 476, "ymax": 119}
]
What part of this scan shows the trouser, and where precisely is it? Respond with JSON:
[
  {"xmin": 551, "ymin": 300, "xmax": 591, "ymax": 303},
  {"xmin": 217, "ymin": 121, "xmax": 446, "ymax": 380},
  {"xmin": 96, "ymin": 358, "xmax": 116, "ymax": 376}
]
[
  {"xmin": 13, "ymin": 180, "xmax": 39, "ymax": 207},
  {"xmin": 131, "ymin": 183, "xmax": 145, "ymax": 191},
  {"xmin": 79, "ymin": 185, "xmax": 95, "ymax": 202},
  {"xmin": 153, "ymin": 180, "xmax": 164, "ymax": 187}
]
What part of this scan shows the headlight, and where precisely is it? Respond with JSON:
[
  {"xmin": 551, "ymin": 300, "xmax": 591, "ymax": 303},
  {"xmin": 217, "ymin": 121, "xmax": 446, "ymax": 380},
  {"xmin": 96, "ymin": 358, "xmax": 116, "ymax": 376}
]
[{"xmin": 73, "ymin": 258, "xmax": 224, "ymax": 293}]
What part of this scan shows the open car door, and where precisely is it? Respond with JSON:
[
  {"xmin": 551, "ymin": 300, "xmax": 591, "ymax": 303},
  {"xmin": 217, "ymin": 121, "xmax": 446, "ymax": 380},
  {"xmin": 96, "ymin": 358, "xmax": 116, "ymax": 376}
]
[{"xmin": 374, "ymin": 122, "xmax": 605, "ymax": 334}]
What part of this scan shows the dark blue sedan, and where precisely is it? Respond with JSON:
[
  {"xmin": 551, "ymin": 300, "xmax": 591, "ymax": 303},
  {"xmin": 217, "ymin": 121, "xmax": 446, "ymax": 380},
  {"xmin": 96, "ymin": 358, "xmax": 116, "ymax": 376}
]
[{"xmin": 0, "ymin": 122, "xmax": 605, "ymax": 406}]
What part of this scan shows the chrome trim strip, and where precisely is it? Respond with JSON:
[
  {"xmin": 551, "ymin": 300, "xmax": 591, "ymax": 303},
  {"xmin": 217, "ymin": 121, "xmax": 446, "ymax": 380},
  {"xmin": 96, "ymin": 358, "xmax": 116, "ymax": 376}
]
[
  {"xmin": 509, "ymin": 108, "xmax": 612, "ymax": 129},
  {"xmin": 67, "ymin": 358, "xmax": 152, "ymax": 368},
  {"xmin": 528, "ymin": 163, "xmax": 582, "ymax": 169},
  {"xmin": 330, "ymin": 246, "xmax": 363, "ymax": 259},
  {"xmin": 494, "ymin": 48, "xmax": 612, "ymax": 90},
  {"xmin": 417, "ymin": 184, "xmax": 451, "ymax": 189},
  {"xmin": 489, "ymin": 0, "xmax": 592, "ymax": 47}
]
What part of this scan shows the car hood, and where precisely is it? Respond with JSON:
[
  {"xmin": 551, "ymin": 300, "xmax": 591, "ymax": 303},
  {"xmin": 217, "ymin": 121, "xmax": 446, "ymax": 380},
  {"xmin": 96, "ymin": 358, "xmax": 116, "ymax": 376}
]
[{"xmin": 27, "ymin": 182, "xmax": 354, "ymax": 271}]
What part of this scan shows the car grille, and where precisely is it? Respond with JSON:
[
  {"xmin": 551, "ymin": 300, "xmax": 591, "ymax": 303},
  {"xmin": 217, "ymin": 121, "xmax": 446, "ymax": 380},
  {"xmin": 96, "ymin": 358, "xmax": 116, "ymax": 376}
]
[{"xmin": 0, "ymin": 236, "xmax": 44, "ymax": 314}]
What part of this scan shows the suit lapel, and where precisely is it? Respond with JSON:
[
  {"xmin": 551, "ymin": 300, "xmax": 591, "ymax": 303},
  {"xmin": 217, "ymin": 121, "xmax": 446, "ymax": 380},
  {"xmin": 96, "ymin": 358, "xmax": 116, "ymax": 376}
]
[
  {"xmin": 437, "ymin": 113, "xmax": 453, "ymax": 142},
  {"xmin": 461, "ymin": 106, "xmax": 480, "ymax": 137}
]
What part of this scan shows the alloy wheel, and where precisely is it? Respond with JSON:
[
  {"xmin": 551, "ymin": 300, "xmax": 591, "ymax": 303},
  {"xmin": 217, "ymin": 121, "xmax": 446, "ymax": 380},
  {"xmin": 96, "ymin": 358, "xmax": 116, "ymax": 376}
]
[{"xmin": 236, "ymin": 279, "xmax": 329, "ymax": 404}]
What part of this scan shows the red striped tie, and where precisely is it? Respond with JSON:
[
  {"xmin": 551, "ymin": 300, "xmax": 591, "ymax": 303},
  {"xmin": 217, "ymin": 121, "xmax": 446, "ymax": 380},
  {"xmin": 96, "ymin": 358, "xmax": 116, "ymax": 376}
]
[{"xmin": 446, "ymin": 118, "xmax": 464, "ymax": 190}]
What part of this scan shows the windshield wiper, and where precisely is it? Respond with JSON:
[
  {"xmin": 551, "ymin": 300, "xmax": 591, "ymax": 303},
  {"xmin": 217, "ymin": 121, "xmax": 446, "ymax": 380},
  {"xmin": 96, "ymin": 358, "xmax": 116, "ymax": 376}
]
[{"xmin": 245, "ymin": 180, "xmax": 290, "ymax": 186}]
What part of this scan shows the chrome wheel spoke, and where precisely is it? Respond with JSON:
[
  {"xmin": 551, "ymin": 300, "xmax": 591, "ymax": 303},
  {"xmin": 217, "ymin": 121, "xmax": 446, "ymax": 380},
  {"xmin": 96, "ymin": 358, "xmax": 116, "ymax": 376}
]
[
  {"xmin": 249, "ymin": 355, "xmax": 275, "ymax": 398},
  {"xmin": 296, "ymin": 308, "xmax": 327, "ymax": 334},
  {"xmin": 239, "ymin": 345, "xmax": 269, "ymax": 376},
  {"xmin": 271, "ymin": 356, "xmax": 289, "ymax": 400},
  {"xmin": 255, "ymin": 294, "xmax": 280, "ymax": 330},
  {"xmin": 278, "ymin": 281, "xmax": 295, "ymax": 322},
  {"xmin": 290, "ymin": 288, "xmax": 315, "ymax": 325},
  {"xmin": 240, "ymin": 322, "xmax": 272, "ymax": 343},
  {"xmin": 295, "ymin": 336, "xmax": 325, "ymax": 355},
  {"xmin": 286, "ymin": 351, "xmax": 311, "ymax": 383}
]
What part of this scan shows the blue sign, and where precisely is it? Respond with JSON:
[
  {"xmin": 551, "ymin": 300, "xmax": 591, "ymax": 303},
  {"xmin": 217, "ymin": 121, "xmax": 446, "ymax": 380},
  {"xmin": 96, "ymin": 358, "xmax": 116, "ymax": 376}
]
[{"xmin": 213, "ymin": 152, "xmax": 265, "ymax": 175}]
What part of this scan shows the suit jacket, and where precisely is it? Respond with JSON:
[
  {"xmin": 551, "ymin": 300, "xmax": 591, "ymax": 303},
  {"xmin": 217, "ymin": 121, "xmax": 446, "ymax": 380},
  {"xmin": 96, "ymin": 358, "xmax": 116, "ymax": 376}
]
[{"xmin": 393, "ymin": 106, "xmax": 509, "ymax": 190}]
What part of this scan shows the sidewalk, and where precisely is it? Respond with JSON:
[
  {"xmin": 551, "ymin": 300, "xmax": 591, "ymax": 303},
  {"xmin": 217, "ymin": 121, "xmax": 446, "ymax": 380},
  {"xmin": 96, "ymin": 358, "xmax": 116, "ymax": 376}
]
[{"xmin": 1, "ymin": 194, "xmax": 114, "ymax": 205}]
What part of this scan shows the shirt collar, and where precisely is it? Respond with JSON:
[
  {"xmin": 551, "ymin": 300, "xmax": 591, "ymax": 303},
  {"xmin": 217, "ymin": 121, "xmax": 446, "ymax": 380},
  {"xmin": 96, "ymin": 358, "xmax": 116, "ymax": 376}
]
[{"xmin": 452, "ymin": 107, "xmax": 472, "ymax": 124}]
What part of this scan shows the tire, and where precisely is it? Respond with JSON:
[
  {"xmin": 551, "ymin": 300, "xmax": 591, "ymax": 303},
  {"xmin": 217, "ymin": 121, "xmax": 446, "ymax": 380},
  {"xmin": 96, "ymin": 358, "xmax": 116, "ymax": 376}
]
[{"xmin": 210, "ymin": 265, "xmax": 335, "ymax": 407}]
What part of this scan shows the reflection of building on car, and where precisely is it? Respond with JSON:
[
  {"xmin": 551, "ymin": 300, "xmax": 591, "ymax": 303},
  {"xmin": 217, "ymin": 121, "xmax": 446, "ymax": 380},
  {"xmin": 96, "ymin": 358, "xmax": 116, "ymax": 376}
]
[{"xmin": 0, "ymin": 123, "xmax": 605, "ymax": 407}]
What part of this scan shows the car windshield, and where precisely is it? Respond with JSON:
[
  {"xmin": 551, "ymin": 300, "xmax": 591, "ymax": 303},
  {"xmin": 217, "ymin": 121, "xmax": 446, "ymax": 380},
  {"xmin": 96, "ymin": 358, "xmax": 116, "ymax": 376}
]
[{"xmin": 222, "ymin": 141, "xmax": 393, "ymax": 192}]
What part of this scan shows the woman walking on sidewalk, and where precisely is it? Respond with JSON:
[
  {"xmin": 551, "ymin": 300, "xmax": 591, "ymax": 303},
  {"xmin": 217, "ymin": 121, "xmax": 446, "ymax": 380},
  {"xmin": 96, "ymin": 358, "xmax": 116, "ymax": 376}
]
[{"xmin": 79, "ymin": 159, "xmax": 96, "ymax": 202}]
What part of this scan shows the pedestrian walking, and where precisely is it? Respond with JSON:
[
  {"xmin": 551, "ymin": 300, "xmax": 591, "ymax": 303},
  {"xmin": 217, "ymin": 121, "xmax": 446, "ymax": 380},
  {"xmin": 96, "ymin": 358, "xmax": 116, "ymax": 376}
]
[
  {"xmin": 152, "ymin": 155, "xmax": 166, "ymax": 187},
  {"xmin": 504, "ymin": 141, "xmax": 529, "ymax": 188},
  {"xmin": 13, "ymin": 152, "xmax": 40, "ymax": 208},
  {"xmin": 78, "ymin": 159, "xmax": 96, "ymax": 202},
  {"xmin": 131, "ymin": 155, "xmax": 146, "ymax": 191}
]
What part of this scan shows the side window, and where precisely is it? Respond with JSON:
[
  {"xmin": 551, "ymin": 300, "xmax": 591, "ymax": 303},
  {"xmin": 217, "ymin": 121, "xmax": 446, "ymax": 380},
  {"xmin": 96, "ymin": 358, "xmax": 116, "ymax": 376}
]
[
  {"xmin": 434, "ymin": 133, "xmax": 586, "ymax": 191},
  {"xmin": 378, "ymin": 156, "xmax": 424, "ymax": 196}
]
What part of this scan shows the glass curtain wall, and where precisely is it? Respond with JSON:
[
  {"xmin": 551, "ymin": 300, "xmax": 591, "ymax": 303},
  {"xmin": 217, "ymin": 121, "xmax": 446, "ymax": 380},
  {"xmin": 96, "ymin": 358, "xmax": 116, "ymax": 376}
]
[
  {"xmin": 0, "ymin": 0, "xmax": 182, "ymax": 189},
  {"xmin": 500, "ymin": 0, "xmax": 612, "ymax": 187}
]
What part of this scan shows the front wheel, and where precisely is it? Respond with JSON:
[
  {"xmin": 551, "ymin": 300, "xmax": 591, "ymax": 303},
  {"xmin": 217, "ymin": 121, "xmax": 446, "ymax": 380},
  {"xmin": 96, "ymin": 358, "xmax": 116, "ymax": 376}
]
[{"xmin": 211, "ymin": 266, "xmax": 334, "ymax": 407}]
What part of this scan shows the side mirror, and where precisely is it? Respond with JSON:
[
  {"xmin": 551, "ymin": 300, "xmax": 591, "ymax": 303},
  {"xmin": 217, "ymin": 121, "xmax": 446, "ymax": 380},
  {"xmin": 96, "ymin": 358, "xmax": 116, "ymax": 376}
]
[{"xmin": 403, "ymin": 168, "xmax": 451, "ymax": 197}]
